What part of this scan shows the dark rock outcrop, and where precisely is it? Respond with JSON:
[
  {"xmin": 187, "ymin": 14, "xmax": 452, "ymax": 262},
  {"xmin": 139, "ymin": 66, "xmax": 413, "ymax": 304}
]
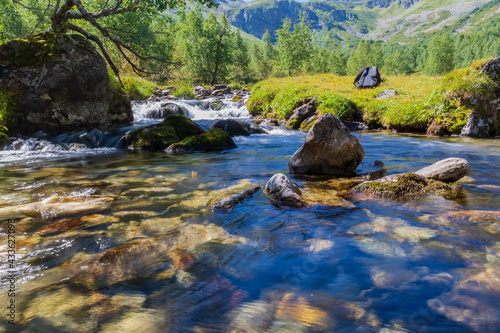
[
  {"xmin": 427, "ymin": 119, "xmax": 451, "ymax": 136},
  {"xmin": 0, "ymin": 32, "xmax": 132, "ymax": 133},
  {"xmin": 415, "ymin": 158, "xmax": 470, "ymax": 183},
  {"xmin": 286, "ymin": 98, "xmax": 317, "ymax": 130},
  {"xmin": 212, "ymin": 119, "xmax": 267, "ymax": 137},
  {"xmin": 289, "ymin": 114, "xmax": 365, "ymax": 176},
  {"xmin": 460, "ymin": 57, "xmax": 500, "ymax": 138},
  {"xmin": 264, "ymin": 173, "xmax": 307, "ymax": 208}
]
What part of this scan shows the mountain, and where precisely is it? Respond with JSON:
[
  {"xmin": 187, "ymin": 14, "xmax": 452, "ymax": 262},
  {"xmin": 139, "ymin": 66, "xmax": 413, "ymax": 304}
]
[{"xmin": 216, "ymin": 0, "xmax": 500, "ymax": 48}]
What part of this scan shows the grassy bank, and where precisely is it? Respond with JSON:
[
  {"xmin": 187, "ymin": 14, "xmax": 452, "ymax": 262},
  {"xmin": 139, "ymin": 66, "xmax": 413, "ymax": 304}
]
[{"xmin": 247, "ymin": 59, "xmax": 497, "ymax": 134}]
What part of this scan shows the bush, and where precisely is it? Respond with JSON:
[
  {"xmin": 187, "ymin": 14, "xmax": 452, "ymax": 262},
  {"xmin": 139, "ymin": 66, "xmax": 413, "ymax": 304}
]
[
  {"xmin": 121, "ymin": 75, "xmax": 157, "ymax": 101},
  {"xmin": 317, "ymin": 94, "xmax": 358, "ymax": 121},
  {"xmin": 172, "ymin": 82, "xmax": 195, "ymax": 99}
]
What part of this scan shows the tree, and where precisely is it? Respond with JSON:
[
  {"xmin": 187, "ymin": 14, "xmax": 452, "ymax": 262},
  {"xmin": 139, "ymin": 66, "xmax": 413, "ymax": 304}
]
[
  {"xmin": 276, "ymin": 15, "xmax": 313, "ymax": 76},
  {"xmin": 12, "ymin": 0, "xmax": 217, "ymax": 81},
  {"xmin": 425, "ymin": 34, "xmax": 454, "ymax": 75},
  {"xmin": 230, "ymin": 30, "xmax": 250, "ymax": 82},
  {"xmin": 176, "ymin": 7, "xmax": 233, "ymax": 84},
  {"xmin": 330, "ymin": 52, "xmax": 347, "ymax": 76},
  {"xmin": 346, "ymin": 39, "xmax": 372, "ymax": 75},
  {"xmin": 309, "ymin": 46, "xmax": 330, "ymax": 74}
]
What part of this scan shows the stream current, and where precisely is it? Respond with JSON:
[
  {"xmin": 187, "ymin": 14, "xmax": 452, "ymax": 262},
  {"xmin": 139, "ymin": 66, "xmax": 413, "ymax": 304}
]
[{"xmin": 0, "ymin": 94, "xmax": 499, "ymax": 332}]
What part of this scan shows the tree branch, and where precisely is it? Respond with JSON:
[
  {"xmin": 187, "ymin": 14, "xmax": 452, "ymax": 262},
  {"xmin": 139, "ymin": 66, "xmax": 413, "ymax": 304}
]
[{"xmin": 66, "ymin": 23, "xmax": 123, "ymax": 86}]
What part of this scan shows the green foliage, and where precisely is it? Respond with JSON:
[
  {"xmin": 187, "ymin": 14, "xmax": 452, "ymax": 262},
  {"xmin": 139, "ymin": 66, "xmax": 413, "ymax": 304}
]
[
  {"xmin": 425, "ymin": 34, "xmax": 454, "ymax": 75},
  {"xmin": 172, "ymin": 82, "xmax": 195, "ymax": 99},
  {"xmin": 120, "ymin": 75, "xmax": 157, "ymax": 101},
  {"xmin": 276, "ymin": 16, "xmax": 314, "ymax": 76},
  {"xmin": 347, "ymin": 40, "xmax": 384, "ymax": 75},
  {"xmin": 317, "ymin": 95, "xmax": 358, "ymax": 121}
]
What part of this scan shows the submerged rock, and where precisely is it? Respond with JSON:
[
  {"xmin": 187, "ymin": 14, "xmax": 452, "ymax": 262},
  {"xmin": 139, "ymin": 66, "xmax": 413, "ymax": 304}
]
[
  {"xmin": 212, "ymin": 119, "xmax": 267, "ymax": 137},
  {"xmin": 428, "ymin": 264, "xmax": 500, "ymax": 332},
  {"xmin": 0, "ymin": 32, "xmax": 132, "ymax": 133},
  {"xmin": 415, "ymin": 158, "xmax": 470, "ymax": 182},
  {"xmin": 0, "ymin": 195, "xmax": 115, "ymax": 220},
  {"xmin": 289, "ymin": 114, "xmax": 365, "ymax": 176},
  {"xmin": 286, "ymin": 98, "xmax": 317, "ymax": 130},
  {"xmin": 166, "ymin": 128, "xmax": 237, "ymax": 153},
  {"xmin": 125, "ymin": 114, "xmax": 204, "ymax": 151},
  {"xmin": 210, "ymin": 184, "xmax": 261, "ymax": 211},
  {"xmin": 264, "ymin": 174, "xmax": 307, "ymax": 208},
  {"xmin": 355, "ymin": 173, "xmax": 464, "ymax": 199}
]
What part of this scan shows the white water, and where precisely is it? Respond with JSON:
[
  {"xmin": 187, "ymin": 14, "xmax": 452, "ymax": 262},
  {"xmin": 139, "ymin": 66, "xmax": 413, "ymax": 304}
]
[
  {"xmin": 0, "ymin": 93, "xmax": 253, "ymax": 163},
  {"xmin": 132, "ymin": 95, "xmax": 250, "ymax": 123}
]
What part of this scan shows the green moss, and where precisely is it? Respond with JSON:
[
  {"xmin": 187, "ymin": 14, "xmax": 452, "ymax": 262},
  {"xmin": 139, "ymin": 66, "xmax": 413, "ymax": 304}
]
[
  {"xmin": 0, "ymin": 32, "xmax": 90, "ymax": 68},
  {"xmin": 0, "ymin": 91, "xmax": 19, "ymax": 129},
  {"xmin": 231, "ymin": 95, "xmax": 243, "ymax": 102},
  {"xmin": 179, "ymin": 128, "xmax": 237, "ymax": 152},
  {"xmin": 300, "ymin": 118, "xmax": 317, "ymax": 132},
  {"xmin": 287, "ymin": 116, "xmax": 300, "ymax": 129},
  {"xmin": 357, "ymin": 173, "xmax": 464, "ymax": 199},
  {"xmin": 126, "ymin": 125, "xmax": 179, "ymax": 151},
  {"xmin": 161, "ymin": 114, "xmax": 204, "ymax": 140},
  {"xmin": 125, "ymin": 115, "xmax": 204, "ymax": 151}
]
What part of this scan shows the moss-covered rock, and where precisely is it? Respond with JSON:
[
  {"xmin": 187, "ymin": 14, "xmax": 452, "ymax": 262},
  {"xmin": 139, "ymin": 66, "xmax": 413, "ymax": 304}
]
[
  {"xmin": 0, "ymin": 32, "xmax": 132, "ymax": 133},
  {"xmin": 355, "ymin": 173, "xmax": 464, "ymax": 199},
  {"xmin": 125, "ymin": 115, "xmax": 204, "ymax": 151},
  {"xmin": 167, "ymin": 128, "xmax": 237, "ymax": 153}
]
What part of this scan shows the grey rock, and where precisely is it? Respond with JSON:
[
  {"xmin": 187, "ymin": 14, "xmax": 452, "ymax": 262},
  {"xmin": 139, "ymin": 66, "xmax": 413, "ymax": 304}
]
[
  {"xmin": 210, "ymin": 185, "xmax": 261, "ymax": 211},
  {"xmin": 376, "ymin": 89, "xmax": 399, "ymax": 99},
  {"xmin": 289, "ymin": 114, "xmax": 365, "ymax": 176},
  {"xmin": 212, "ymin": 119, "xmax": 267, "ymax": 137},
  {"xmin": 264, "ymin": 173, "xmax": 307, "ymax": 208},
  {"xmin": 415, "ymin": 158, "xmax": 470, "ymax": 182},
  {"xmin": 193, "ymin": 86, "xmax": 211, "ymax": 97},
  {"xmin": 286, "ymin": 98, "xmax": 317, "ymax": 129},
  {"xmin": 344, "ymin": 121, "xmax": 368, "ymax": 131}
]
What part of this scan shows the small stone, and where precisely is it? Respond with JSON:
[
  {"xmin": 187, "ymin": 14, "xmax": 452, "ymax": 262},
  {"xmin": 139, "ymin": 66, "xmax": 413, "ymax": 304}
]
[
  {"xmin": 415, "ymin": 158, "xmax": 470, "ymax": 182},
  {"xmin": 264, "ymin": 174, "xmax": 307, "ymax": 208}
]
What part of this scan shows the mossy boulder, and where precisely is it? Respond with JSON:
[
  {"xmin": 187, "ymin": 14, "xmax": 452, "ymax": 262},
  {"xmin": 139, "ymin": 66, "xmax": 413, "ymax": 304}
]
[
  {"xmin": 0, "ymin": 126, "xmax": 8, "ymax": 149},
  {"xmin": 125, "ymin": 115, "xmax": 204, "ymax": 151},
  {"xmin": 0, "ymin": 32, "xmax": 132, "ymax": 133},
  {"xmin": 355, "ymin": 173, "xmax": 464, "ymax": 200},
  {"xmin": 167, "ymin": 128, "xmax": 237, "ymax": 153}
]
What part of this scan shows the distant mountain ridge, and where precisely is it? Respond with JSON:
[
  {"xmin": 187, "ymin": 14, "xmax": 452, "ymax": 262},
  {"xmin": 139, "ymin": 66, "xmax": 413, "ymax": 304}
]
[{"xmin": 216, "ymin": 0, "xmax": 500, "ymax": 47}]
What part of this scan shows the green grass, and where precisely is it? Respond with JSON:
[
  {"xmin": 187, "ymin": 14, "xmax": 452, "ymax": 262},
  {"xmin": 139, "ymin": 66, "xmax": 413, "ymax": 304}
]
[
  {"xmin": 120, "ymin": 75, "xmax": 157, "ymax": 101},
  {"xmin": 172, "ymin": 82, "xmax": 196, "ymax": 99},
  {"xmin": 248, "ymin": 59, "xmax": 497, "ymax": 133}
]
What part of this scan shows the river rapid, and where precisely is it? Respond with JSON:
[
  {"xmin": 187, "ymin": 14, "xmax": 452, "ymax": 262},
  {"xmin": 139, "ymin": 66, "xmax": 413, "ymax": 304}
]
[{"xmin": 0, "ymin": 95, "xmax": 499, "ymax": 332}]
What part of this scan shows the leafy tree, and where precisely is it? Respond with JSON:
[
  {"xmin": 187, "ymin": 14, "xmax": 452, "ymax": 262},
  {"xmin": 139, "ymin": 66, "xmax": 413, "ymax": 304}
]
[
  {"xmin": 309, "ymin": 47, "xmax": 330, "ymax": 74},
  {"xmin": 276, "ymin": 15, "xmax": 313, "ymax": 76},
  {"xmin": 11, "ymin": 0, "xmax": 217, "ymax": 80},
  {"xmin": 262, "ymin": 29, "xmax": 277, "ymax": 61},
  {"xmin": 346, "ymin": 39, "xmax": 372, "ymax": 75},
  {"xmin": 425, "ymin": 34, "xmax": 454, "ymax": 75},
  {"xmin": 230, "ymin": 30, "xmax": 250, "ymax": 82},
  {"xmin": 330, "ymin": 52, "xmax": 347, "ymax": 76},
  {"xmin": 176, "ymin": 7, "xmax": 233, "ymax": 84}
]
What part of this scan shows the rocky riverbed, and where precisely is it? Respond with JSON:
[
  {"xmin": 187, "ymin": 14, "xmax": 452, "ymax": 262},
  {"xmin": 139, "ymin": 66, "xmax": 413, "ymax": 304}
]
[{"xmin": 0, "ymin": 89, "xmax": 499, "ymax": 332}]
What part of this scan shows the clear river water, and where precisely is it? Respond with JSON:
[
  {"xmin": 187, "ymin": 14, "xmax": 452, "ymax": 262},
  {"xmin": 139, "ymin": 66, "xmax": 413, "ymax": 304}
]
[{"xmin": 0, "ymin": 96, "xmax": 499, "ymax": 333}]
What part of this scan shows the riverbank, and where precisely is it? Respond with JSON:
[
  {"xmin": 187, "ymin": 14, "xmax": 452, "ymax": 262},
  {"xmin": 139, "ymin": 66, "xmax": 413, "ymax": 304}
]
[{"xmin": 247, "ymin": 58, "xmax": 500, "ymax": 137}]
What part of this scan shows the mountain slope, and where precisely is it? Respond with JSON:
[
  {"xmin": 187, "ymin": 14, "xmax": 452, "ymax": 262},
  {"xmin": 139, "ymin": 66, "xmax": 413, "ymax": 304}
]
[{"xmin": 217, "ymin": 0, "xmax": 500, "ymax": 47}]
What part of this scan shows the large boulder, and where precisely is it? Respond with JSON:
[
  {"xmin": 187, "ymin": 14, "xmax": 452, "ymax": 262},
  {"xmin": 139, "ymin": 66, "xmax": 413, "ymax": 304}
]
[
  {"xmin": 286, "ymin": 98, "xmax": 317, "ymax": 130},
  {"xmin": 264, "ymin": 173, "xmax": 307, "ymax": 208},
  {"xmin": 212, "ymin": 119, "xmax": 267, "ymax": 137},
  {"xmin": 0, "ymin": 32, "xmax": 132, "ymax": 133},
  {"xmin": 460, "ymin": 57, "xmax": 500, "ymax": 138},
  {"xmin": 289, "ymin": 114, "xmax": 365, "ymax": 176},
  {"xmin": 415, "ymin": 158, "xmax": 470, "ymax": 182}
]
